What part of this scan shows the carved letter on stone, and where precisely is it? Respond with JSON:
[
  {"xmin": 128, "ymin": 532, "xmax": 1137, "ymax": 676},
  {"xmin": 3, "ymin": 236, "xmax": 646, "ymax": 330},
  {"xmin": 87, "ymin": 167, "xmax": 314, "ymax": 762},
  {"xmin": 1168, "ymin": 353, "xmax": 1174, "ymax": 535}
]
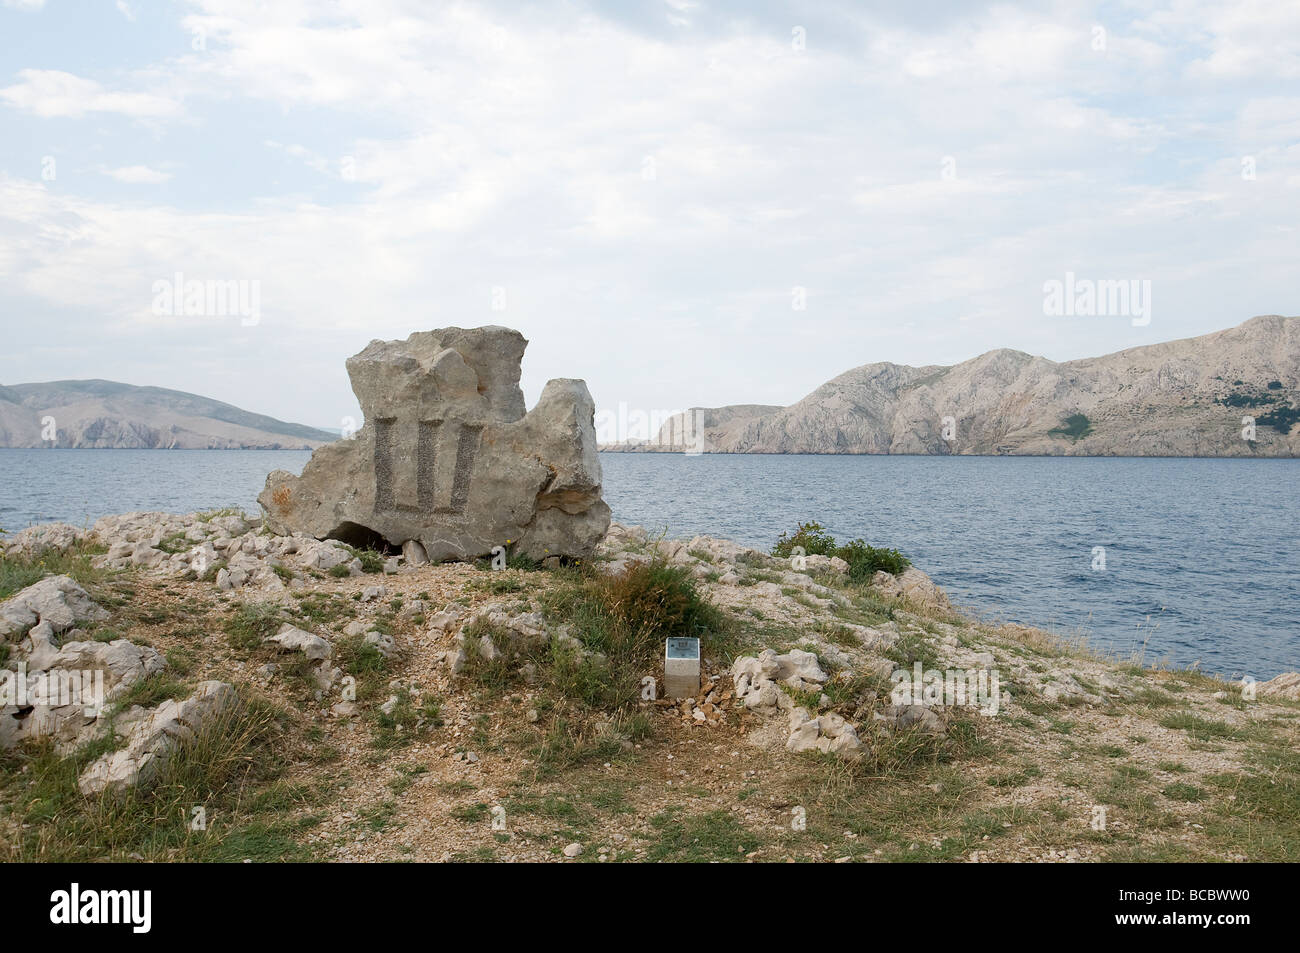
[{"xmin": 374, "ymin": 419, "xmax": 482, "ymax": 517}]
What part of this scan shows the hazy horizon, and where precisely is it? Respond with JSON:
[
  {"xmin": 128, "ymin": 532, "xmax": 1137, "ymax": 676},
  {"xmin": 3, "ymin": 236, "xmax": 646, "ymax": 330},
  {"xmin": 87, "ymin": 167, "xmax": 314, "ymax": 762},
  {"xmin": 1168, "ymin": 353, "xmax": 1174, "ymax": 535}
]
[{"xmin": 0, "ymin": 312, "xmax": 1293, "ymax": 432}]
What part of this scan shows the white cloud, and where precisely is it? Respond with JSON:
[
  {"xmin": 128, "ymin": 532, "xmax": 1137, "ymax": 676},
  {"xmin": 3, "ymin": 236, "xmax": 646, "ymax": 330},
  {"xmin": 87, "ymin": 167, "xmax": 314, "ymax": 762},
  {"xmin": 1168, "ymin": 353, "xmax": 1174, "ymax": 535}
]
[
  {"xmin": 1, "ymin": 1, "xmax": 1298, "ymax": 424},
  {"xmin": 115, "ymin": 1, "xmax": 137, "ymax": 22},
  {"xmin": 0, "ymin": 69, "xmax": 179, "ymax": 118},
  {"xmin": 2, "ymin": 0, "xmax": 47, "ymax": 11},
  {"xmin": 102, "ymin": 165, "xmax": 173, "ymax": 184}
]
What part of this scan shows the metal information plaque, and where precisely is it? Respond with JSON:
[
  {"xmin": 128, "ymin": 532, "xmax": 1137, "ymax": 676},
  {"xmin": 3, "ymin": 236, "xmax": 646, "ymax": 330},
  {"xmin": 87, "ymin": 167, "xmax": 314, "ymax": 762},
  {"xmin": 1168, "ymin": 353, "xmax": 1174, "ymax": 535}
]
[
  {"xmin": 666, "ymin": 637, "xmax": 700, "ymax": 660},
  {"xmin": 664, "ymin": 637, "xmax": 701, "ymax": 698}
]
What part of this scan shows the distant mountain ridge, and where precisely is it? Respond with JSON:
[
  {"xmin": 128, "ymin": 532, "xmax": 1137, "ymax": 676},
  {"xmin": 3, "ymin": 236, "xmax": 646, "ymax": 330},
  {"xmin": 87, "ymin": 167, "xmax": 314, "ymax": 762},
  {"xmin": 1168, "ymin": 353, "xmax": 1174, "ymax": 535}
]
[
  {"xmin": 606, "ymin": 315, "xmax": 1300, "ymax": 456},
  {"xmin": 0, "ymin": 379, "xmax": 335, "ymax": 449}
]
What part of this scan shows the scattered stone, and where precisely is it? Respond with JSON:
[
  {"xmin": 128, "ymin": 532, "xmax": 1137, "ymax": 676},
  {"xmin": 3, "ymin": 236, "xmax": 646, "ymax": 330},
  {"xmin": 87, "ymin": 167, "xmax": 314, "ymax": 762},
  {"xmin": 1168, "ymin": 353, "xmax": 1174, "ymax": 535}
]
[
  {"xmin": 263, "ymin": 623, "xmax": 333, "ymax": 661},
  {"xmin": 364, "ymin": 631, "xmax": 397, "ymax": 659},
  {"xmin": 402, "ymin": 539, "xmax": 429, "ymax": 566}
]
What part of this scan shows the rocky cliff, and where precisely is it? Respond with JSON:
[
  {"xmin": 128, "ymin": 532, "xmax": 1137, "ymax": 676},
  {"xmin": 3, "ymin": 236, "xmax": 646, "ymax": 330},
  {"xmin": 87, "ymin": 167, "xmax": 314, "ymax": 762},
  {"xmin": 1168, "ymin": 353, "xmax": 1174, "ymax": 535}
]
[
  {"xmin": 629, "ymin": 315, "xmax": 1300, "ymax": 456},
  {"xmin": 0, "ymin": 380, "xmax": 335, "ymax": 449}
]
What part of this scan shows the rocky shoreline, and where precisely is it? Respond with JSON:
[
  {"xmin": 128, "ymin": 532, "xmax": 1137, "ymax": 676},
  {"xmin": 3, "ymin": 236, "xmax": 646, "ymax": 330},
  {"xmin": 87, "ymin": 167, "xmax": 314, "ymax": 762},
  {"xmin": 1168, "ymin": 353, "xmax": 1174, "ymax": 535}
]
[{"xmin": 2, "ymin": 510, "xmax": 1298, "ymax": 862}]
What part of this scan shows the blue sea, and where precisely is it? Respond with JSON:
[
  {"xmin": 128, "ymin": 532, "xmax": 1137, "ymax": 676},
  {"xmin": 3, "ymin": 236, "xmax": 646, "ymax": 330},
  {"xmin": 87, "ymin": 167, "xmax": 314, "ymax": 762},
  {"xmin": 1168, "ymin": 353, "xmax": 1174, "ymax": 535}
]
[{"xmin": 1, "ymin": 449, "xmax": 1296, "ymax": 679}]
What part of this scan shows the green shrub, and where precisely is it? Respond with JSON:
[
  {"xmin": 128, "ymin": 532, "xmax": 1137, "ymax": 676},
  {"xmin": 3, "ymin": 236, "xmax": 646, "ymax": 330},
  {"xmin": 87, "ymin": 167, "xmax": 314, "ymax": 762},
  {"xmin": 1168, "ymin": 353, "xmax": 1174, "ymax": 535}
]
[
  {"xmin": 600, "ymin": 560, "xmax": 723, "ymax": 641},
  {"xmin": 517, "ymin": 559, "xmax": 729, "ymax": 711},
  {"xmin": 834, "ymin": 539, "xmax": 911, "ymax": 580},
  {"xmin": 772, "ymin": 522, "xmax": 911, "ymax": 581},
  {"xmin": 1257, "ymin": 405, "xmax": 1300, "ymax": 435},
  {"xmin": 772, "ymin": 521, "xmax": 836, "ymax": 558}
]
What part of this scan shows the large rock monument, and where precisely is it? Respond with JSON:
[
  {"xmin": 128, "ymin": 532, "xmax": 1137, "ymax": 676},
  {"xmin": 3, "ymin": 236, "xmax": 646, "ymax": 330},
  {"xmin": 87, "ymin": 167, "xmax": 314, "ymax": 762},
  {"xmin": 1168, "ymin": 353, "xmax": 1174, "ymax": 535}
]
[{"xmin": 259, "ymin": 327, "xmax": 610, "ymax": 562}]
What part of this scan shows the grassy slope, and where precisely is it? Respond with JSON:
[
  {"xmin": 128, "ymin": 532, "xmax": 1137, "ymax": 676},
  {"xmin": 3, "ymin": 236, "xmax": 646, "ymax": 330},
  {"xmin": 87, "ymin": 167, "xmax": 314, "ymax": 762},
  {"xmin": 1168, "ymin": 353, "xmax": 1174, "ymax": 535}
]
[{"xmin": 1, "ymin": 535, "xmax": 1296, "ymax": 863}]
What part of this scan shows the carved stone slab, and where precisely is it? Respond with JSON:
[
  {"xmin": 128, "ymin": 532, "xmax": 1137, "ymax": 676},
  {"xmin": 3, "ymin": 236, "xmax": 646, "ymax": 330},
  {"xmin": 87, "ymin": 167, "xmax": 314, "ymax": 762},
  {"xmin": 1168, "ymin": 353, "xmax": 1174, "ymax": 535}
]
[{"xmin": 259, "ymin": 327, "xmax": 610, "ymax": 561}]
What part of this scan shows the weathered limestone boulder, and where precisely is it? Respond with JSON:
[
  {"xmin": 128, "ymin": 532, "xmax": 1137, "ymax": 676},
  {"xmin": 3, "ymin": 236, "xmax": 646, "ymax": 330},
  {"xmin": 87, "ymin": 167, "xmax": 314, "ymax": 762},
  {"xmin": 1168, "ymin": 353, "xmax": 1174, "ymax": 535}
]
[
  {"xmin": 786, "ymin": 708, "xmax": 866, "ymax": 760},
  {"xmin": 78, "ymin": 681, "xmax": 237, "ymax": 798},
  {"xmin": 1, "ymin": 523, "xmax": 87, "ymax": 557},
  {"xmin": 263, "ymin": 623, "xmax": 333, "ymax": 661},
  {"xmin": 870, "ymin": 567, "xmax": 951, "ymax": 610},
  {"xmin": 0, "ymin": 575, "xmax": 109, "ymax": 638},
  {"xmin": 2, "ymin": 635, "xmax": 168, "ymax": 751},
  {"xmin": 259, "ymin": 327, "xmax": 610, "ymax": 561},
  {"xmin": 1257, "ymin": 672, "xmax": 1300, "ymax": 701},
  {"xmin": 874, "ymin": 703, "xmax": 946, "ymax": 735}
]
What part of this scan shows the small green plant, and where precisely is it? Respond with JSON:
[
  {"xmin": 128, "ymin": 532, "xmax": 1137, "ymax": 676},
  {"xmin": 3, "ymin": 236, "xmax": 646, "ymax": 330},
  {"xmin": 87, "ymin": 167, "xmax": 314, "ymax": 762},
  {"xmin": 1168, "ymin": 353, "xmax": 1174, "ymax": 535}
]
[
  {"xmin": 156, "ymin": 532, "xmax": 191, "ymax": 555},
  {"xmin": 645, "ymin": 808, "xmax": 760, "ymax": 862},
  {"xmin": 834, "ymin": 538, "xmax": 910, "ymax": 580},
  {"xmin": 334, "ymin": 634, "xmax": 388, "ymax": 700},
  {"xmin": 772, "ymin": 522, "xmax": 910, "ymax": 581},
  {"xmin": 343, "ymin": 546, "xmax": 385, "ymax": 574},
  {"xmin": 223, "ymin": 602, "xmax": 287, "ymax": 651},
  {"xmin": 450, "ymin": 802, "xmax": 491, "ymax": 823},
  {"xmin": 772, "ymin": 521, "xmax": 837, "ymax": 558},
  {"xmin": 373, "ymin": 690, "xmax": 442, "ymax": 750},
  {"xmin": 1161, "ymin": 782, "xmax": 1205, "ymax": 802},
  {"xmin": 0, "ymin": 540, "xmax": 107, "ymax": 600}
]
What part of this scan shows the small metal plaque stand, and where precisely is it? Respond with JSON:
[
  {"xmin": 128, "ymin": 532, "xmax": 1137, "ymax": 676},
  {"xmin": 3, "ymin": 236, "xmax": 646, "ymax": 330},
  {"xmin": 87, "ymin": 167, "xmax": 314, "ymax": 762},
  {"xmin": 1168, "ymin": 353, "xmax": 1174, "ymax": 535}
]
[{"xmin": 664, "ymin": 636, "xmax": 701, "ymax": 699}]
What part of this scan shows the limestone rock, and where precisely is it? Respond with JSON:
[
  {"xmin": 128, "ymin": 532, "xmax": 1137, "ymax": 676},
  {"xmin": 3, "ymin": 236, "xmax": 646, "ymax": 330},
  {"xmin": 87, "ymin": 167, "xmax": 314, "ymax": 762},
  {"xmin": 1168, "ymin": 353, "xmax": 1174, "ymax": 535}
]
[
  {"xmin": 1, "ymin": 523, "xmax": 87, "ymax": 557},
  {"xmin": 875, "ymin": 704, "xmax": 946, "ymax": 735},
  {"xmin": 263, "ymin": 623, "xmax": 333, "ymax": 661},
  {"xmin": 870, "ymin": 567, "xmax": 951, "ymax": 609},
  {"xmin": 1256, "ymin": 672, "xmax": 1300, "ymax": 701},
  {"xmin": 402, "ymin": 539, "xmax": 428, "ymax": 566},
  {"xmin": 78, "ymin": 681, "xmax": 237, "ymax": 798},
  {"xmin": 364, "ymin": 630, "xmax": 396, "ymax": 659},
  {"xmin": 804, "ymin": 554, "xmax": 850, "ymax": 575},
  {"xmin": 47, "ymin": 638, "xmax": 167, "ymax": 701},
  {"xmin": 0, "ymin": 575, "xmax": 109, "ymax": 638},
  {"xmin": 785, "ymin": 708, "xmax": 866, "ymax": 760},
  {"xmin": 259, "ymin": 327, "xmax": 610, "ymax": 562}
]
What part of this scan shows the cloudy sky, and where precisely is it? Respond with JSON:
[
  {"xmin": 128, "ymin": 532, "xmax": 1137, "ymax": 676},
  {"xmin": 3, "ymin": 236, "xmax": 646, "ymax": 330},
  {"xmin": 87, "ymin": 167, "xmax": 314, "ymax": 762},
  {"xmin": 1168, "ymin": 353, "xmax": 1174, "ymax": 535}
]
[{"xmin": 1, "ymin": 0, "xmax": 1297, "ymax": 432}]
